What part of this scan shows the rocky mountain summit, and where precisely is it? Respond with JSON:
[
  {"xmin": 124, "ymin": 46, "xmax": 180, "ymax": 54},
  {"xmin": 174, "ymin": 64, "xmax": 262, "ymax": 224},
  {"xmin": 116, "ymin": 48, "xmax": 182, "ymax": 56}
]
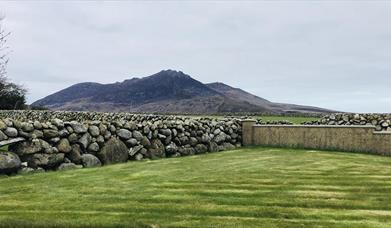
[{"xmin": 32, "ymin": 70, "xmax": 333, "ymax": 114}]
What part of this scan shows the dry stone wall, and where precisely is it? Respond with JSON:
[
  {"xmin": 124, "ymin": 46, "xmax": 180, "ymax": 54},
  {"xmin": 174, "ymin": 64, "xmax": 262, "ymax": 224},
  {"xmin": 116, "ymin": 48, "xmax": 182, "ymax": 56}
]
[
  {"xmin": 0, "ymin": 111, "xmax": 242, "ymax": 175},
  {"xmin": 303, "ymin": 113, "xmax": 391, "ymax": 131}
]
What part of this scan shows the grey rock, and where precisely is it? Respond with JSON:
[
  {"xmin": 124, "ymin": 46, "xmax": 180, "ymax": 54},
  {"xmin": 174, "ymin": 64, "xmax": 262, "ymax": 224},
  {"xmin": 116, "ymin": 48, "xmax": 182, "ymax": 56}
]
[
  {"xmin": 0, "ymin": 120, "xmax": 6, "ymax": 130},
  {"xmin": 117, "ymin": 129, "xmax": 132, "ymax": 140},
  {"xmin": 189, "ymin": 137, "xmax": 198, "ymax": 146},
  {"xmin": 57, "ymin": 138, "xmax": 72, "ymax": 153},
  {"xmin": 214, "ymin": 133, "xmax": 226, "ymax": 144},
  {"xmin": 201, "ymin": 134, "xmax": 211, "ymax": 143},
  {"xmin": 33, "ymin": 121, "xmax": 42, "ymax": 129},
  {"xmin": 165, "ymin": 142, "xmax": 178, "ymax": 155},
  {"xmin": 81, "ymin": 154, "xmax": 101, "ymax": 168},
  {"xmin": 18, "ymin": 167, "xmax": 35, "ymax": 174},
  {"xmin": 195, "ymin": 144, "xmax": 208, "ymax": 154},
  {"xmin": 57, "ymin": 163, "xmax": 83, "ymax": 171},
  {"xmin": 69, "ymin": 121, "xmax": 87, "ymax": 134},
  {"xmin": 43, "ymin": 129, "xmax": 58, "ymax": 138},
  {"xmin": 126, "ymin": 138, "xmax": 138, "ymax": 147},
  {"xmin": 96, "ymin": 135, "xmax": 105, "ymax": 145},
  {"xmin": 159, "ymin": 129, "xmax": 171, "ymax": 136},
  {"xmin": 66, "ymin": 144, "xmax": 82, "ymax": 164},
  {"xmin": 49, "ymin": 137, "xmax": 61, "ymax": 144},
  {"xmin": 147, "ymin": 139, "xmax": 165, "ymax": 159},
  {"xmin": 32, "ymin": 130, "xmax": 44, "ymax": 138},
  {"xmin": 21, "ymin": 123, "xmax": 34, "ymax": 132},
  {"xmin": 88, "ymin": 142, "xmax": 100, "ymax": 153},
  {"xmin": 178, "ymin": 147, "xmax": 195, "ymax": 156},
  {"xmin": 78, "ymin": 133, "xmax": 91, "ymax": 150},
  {"xmin": 208, "ymin": 142, "xmax": 219, "ymax": 152},
  {"xmin": 4, "ymin": 127, "xmax": 18, "ymax": 137},
  {"xmin": 58, "ymin": 129, "xmax": 69, "ymax": 137},
  {"xmin": 129, "ymin": 145, "xmax": 143, "ymax": 157},
  {"xmin": 24, "ymin": 153, "xmax": 65, "ymax": 169},
  {"xmin": 97, "ymin": 138, "xmax": 128, "ymax": 165},
  {"xmin": 0, "ymin": 152, "xmax": 21, "ymax": 174},
  {"xmin": 10, "ymin": 139, "xmax": 43, "ymax": 155},
  {"xmin": 221, "ymin": 142, "xmax": 235, "ymax": 151},
  {"xmin": 89, "ymin": 125, "xmax": 100, "ymax": 137},
  {"xmin": 140, "ymin": 136, "xmax": 151, "ymax": 148},
  {"xmin": 132, "ymin": 130, "xmax": 144, "ymax": 141},
  {"xmin": 0, "ymin": 130, "xmax": 8, "ymax": 141},
  {"xmin": 139, "ymin": 148, "xmax": 147, "ymax": 156},
  {"xmin": 51, "ymin": 119, "xmax": 64, "ymax": 128},
  {"xmin": 68, "ymin": 133, "xmax": 78, "ymax": 143},
  {"xmin": 134, "ymin": 153, "xmax": 143, "ymax": 161}
]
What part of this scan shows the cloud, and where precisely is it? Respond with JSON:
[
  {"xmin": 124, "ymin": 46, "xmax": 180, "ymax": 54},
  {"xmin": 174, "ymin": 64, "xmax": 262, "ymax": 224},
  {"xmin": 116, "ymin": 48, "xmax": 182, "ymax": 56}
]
[{"xmin": 0, "ymin": 1, "xmax": 390, "ymax": 112}]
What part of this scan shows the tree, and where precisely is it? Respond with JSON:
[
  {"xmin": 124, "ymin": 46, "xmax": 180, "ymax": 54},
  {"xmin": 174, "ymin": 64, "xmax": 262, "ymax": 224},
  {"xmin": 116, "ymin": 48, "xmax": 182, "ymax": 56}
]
[{"xmin": 0, "ymin": 16, "xmax": 26, "ymax": 110}]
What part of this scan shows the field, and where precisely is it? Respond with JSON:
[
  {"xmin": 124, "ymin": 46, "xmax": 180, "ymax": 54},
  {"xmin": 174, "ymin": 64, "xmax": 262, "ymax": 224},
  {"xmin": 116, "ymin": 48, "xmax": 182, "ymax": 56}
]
[
  {"xmin": 189, "ymin": 115, "xmax": 319, "ymax": 124},
  {"xmin": 256, "ymin": 115, "xmax": 319, "ymax": 124},
  {"xmin": 0, "ymin": 147, "xmax": 390, "ymax": 227}
]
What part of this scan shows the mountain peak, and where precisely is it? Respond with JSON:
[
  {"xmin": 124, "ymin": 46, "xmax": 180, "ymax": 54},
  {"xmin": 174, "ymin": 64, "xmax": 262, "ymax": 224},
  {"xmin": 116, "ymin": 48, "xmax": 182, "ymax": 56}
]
[{"xmin": 155, "ymin": 69, "xmax": 190, "ymax": 79}]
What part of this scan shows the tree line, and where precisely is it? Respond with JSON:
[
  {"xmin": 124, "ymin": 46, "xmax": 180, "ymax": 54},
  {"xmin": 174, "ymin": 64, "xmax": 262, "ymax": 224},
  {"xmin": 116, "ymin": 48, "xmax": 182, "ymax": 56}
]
[{"xmin": 0, "ymin": 16, "xmax": 27, "ymax": 110}]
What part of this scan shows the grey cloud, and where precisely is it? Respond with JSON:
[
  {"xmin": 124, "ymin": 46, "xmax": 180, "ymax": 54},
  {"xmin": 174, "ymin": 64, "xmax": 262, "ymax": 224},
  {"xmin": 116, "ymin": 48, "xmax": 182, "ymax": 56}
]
[{"xmin": 0, "ymin": 1, "xmax": 390, "ymax": 112}]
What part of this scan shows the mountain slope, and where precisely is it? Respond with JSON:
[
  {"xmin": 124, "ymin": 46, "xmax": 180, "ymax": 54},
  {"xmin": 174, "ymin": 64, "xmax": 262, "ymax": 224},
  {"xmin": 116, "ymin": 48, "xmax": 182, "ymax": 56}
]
[
  {"xmin": 32, "ymin": 70, "xmax": 333, "ymax": 114},
  {"xmin": 206, "ymin": 82, "xmax": 333, "ymax": 114}
]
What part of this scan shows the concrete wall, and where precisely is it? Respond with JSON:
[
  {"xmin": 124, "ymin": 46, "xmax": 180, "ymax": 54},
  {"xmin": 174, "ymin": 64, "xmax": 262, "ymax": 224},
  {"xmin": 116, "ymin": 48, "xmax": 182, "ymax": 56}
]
[{"xmin": 243, "ymin": 120, "xmax": 391, "ymax": 155}]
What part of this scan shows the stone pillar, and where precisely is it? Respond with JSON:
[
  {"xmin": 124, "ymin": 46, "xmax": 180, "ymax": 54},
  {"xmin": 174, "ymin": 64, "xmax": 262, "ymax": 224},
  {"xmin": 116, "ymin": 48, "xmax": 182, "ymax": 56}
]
[{"xmin": 242, "ymin": 119, "xmax": 256, "ymax": 146}]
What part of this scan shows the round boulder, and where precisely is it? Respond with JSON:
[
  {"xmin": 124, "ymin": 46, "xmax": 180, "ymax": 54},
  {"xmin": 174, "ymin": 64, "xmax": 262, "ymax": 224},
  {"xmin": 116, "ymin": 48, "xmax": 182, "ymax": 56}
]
[
  {"xmin": 81, "ymin": 154, "xmax": 101, "ymax": 168},
  {"xmin": 0, "ymin": 152, "xmax": 21, "ymax": 174},
  {"xmin": 88, "ymin": 125, "xmax": 100, "ymax": 137},
  {"xmin": 4, "ymin": 127, "xmax": 18, "ymax": 137},
  {"xmin": 117, "ymin": 129, "xmax": 132, "ymax": 140},
  {"xmin": 97, "ymin": 138, "xmax": 128, "ymax": 165},
  {"xmin": 57, "ymin": 138, "xmax": 72, "ymax": 153}
]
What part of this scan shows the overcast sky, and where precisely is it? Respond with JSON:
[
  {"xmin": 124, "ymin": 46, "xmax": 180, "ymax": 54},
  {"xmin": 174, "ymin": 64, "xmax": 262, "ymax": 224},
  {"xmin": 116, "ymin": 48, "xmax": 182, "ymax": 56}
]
[{"xmin": 0, "ymin": 1, "xmax": 390, "ymax": 113}]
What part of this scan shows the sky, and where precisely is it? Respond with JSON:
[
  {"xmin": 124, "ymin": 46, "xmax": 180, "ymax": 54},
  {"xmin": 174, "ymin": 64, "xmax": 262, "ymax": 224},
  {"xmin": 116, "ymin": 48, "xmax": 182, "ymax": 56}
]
[{"xmin": 0, "ymin": 1, "xmax": 390, "ymax": 113}]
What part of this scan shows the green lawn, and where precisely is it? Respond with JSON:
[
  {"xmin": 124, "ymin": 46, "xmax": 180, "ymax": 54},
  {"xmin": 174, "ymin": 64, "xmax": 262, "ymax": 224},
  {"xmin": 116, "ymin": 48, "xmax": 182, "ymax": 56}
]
[{"xmin": 0, "ymin": 147, "xmax": 390, "ymax": 227}]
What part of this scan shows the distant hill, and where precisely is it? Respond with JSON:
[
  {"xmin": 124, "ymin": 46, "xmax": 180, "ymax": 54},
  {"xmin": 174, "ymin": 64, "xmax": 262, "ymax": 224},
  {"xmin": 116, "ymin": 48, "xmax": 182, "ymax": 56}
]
[{"xmin": 32, "ymin": 70, "xmax": 333, "ymax": 114}]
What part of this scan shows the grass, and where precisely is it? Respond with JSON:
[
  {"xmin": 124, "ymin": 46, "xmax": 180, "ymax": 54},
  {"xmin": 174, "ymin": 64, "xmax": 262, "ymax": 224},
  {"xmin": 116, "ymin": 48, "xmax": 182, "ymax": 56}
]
[
  {"xmin": 187, "ymin": 115, "xmax": 319, "ymax": 124},
  {"xmin": 0, "ymin": 147, "xmax": 390, "ymax": 227},
  {"xmin": 255, "ymin": 116, "xmax": 319, "ymax": 124}
]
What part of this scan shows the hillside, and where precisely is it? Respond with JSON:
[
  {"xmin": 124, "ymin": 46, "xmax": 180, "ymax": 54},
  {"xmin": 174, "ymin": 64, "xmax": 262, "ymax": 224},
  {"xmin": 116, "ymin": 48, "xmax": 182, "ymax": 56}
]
[{"xmin": 32, "ymin": 70, "xmax": 333, "ymax": 114}]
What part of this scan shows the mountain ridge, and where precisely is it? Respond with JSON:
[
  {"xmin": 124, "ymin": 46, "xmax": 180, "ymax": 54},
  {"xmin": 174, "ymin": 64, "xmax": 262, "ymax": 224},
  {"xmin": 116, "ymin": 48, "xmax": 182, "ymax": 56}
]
[{"xmin": 32, "ymin": 70, "xmax": 334, "ymax": 114}]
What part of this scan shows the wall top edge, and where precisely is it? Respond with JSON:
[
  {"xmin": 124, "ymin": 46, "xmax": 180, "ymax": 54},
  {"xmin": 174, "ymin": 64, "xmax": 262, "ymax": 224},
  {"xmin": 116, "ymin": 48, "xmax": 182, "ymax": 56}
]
[
  {"xmin": 241, "ymin": 119, "xmax": 257, "ymax": 122},
  {"xmin": 253, "ymin": 124, "xmax": 377, "ymax": 129},
  {"xmin": 373, "ymin": 131, "xmax": 391, "ymax": 135}
]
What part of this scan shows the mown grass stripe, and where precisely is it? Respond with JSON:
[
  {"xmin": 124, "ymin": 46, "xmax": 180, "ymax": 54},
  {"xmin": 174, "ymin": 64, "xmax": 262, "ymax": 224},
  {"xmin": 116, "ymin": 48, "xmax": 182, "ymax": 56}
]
[{"xmin": 0, "ymin": 147, "xmax": 390, "ymax": 227}]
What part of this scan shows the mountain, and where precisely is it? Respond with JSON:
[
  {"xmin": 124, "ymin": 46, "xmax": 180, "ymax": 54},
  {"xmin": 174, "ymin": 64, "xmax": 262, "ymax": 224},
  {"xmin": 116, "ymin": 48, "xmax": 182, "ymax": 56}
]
[
  {"xmin": 32, "ymin": 70, "xmax": 333, "ymax": 114},
  {"xmin": 206, "ymin": 82, "xmax": 332, "ymax": 114}
]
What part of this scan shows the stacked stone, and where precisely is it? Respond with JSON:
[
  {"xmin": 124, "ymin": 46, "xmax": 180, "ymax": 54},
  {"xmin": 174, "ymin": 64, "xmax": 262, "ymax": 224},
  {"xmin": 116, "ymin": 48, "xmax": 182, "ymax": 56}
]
[
  {"xmin": 256, "ymin": 119, "xmax": 293, "ymax": 125},
  {"xmin": 0, "ymin": 114, "xmax": 242, "ymax": 175},
  {"xmin": 303, "ymin": 113, "xmax": 391, "ymax": 131}
]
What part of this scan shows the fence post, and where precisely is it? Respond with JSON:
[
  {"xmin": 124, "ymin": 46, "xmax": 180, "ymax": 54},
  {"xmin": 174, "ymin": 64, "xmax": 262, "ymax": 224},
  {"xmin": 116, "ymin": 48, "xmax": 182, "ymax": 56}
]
[{"xmin": 242, "ymin": 119, "xmax": 256, "ymax": 146}]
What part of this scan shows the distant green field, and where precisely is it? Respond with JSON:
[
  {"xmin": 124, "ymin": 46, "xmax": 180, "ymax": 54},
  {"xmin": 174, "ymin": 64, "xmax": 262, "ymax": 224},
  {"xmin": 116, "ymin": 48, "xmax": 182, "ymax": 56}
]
[
  {"xmin": 256, "ymin": 116, "xmax": 318, "ymax": 124},
  {"xmin": 188, "ymin": 115, "xmax": 319, "ymax": 124},
  {"xmin": 0, "ymin": 147, "xmax": 390, "ymax": 227}
]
